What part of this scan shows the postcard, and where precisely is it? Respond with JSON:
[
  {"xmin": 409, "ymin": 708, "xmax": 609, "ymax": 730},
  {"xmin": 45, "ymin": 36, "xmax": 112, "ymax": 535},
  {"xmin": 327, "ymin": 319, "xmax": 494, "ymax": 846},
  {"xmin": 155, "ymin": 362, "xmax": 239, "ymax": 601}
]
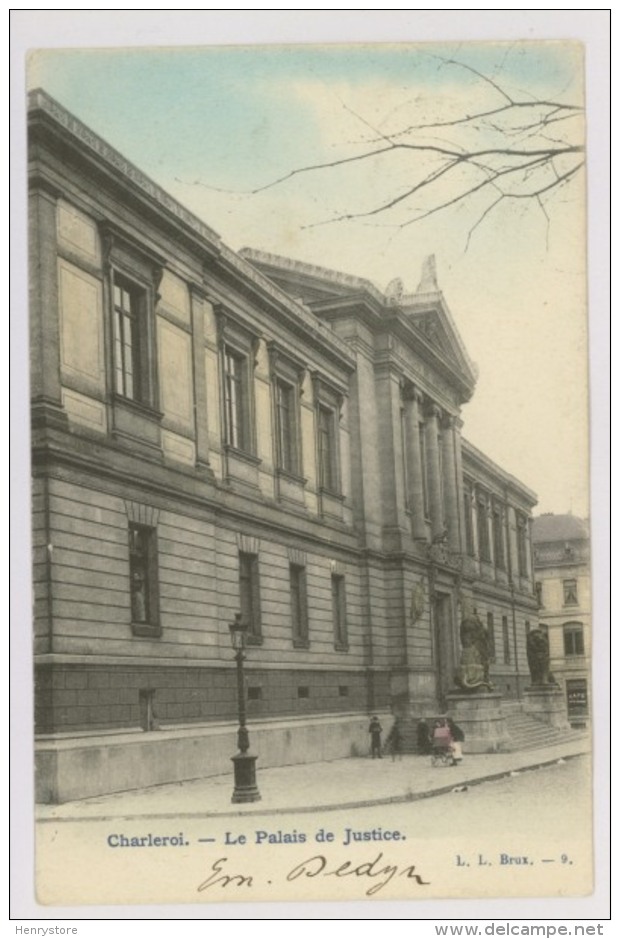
[{"xmin": 12, "ymin": 12, "xmax": 609, "ymax": 918}]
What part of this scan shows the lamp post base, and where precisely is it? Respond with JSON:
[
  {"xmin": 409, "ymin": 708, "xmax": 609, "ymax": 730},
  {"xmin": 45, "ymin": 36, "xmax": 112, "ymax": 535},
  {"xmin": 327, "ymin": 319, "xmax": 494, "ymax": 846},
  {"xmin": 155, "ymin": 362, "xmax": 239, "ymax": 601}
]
[{"xmin": 231, "ymin": 751, "xmax": 261, "ymax": 803}]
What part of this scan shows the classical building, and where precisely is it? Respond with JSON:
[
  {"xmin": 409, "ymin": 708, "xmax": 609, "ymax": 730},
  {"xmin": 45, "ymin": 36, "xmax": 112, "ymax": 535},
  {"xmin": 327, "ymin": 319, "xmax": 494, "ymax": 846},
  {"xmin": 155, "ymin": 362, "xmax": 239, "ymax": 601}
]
[
  {"xmin": 29, "ymin": 90, "xmax": 539, "ymax": 803},
  {"xmin": 532, "ymin": 514, "xmax": 591, "ymax": 727}
]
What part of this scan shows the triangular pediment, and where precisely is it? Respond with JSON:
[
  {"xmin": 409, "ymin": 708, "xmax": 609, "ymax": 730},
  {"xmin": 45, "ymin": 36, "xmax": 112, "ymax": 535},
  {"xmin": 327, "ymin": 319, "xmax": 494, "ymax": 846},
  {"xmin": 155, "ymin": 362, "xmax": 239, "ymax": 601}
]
[
  {"xmin": 410, "ymin": 309, "xmax": 456, "ymax": 359},
  {"xmin": 399, "ymin": 290, "xmax": 478, "ymax": 389}
]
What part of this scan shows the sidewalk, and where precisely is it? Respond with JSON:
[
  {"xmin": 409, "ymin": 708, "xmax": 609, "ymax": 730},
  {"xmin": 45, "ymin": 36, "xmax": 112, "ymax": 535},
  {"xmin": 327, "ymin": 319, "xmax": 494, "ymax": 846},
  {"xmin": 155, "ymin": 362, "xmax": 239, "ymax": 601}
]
[{"xmin": 36, "ymin": 736, "xmax": 590, "ymax": 823}]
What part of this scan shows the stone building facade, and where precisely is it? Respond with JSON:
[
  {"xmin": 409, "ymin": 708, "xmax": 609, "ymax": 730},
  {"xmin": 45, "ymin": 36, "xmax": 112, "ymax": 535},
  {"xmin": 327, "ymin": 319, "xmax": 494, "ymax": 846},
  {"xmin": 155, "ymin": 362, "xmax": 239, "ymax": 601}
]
[
  {"xmin": 29, "ymin": 90, "xmax": 538, "ymax": 802},
  {"xmin": 532, "ymin": 514, "xmax": 591, "ymax": 727}
]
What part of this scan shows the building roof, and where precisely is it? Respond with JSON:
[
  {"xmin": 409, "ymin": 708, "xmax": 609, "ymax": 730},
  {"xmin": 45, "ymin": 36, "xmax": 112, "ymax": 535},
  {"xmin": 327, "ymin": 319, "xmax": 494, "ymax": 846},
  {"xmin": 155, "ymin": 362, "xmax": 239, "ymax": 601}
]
[{"xmin": 532, "ymin": 513, "xmax": 589, "ymax": 544}]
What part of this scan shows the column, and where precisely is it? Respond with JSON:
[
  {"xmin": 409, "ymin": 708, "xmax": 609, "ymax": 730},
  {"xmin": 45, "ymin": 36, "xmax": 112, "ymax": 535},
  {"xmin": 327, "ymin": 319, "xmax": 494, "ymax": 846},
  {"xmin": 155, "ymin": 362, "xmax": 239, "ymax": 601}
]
[
  {"xmin": 403, "ymin": 385, "xmax": 426, "ymax": 539},
  {"xmin": 525, "ymin": 517, "xmax": 534, "ymax": 586},
  {"xmin": 441, "ymin": 415, "xmax": 461, "ymax": 552},
  {"xmin": 190, "ymin": 284, "xmax": 211, "ymax": 472},
  {"xmin": 425, "ymin": 403, "xmax": 444, "ymax": 541},
  {"xmin": 453, "ymin": 417, "xmax": 467, "ymax": 550}
]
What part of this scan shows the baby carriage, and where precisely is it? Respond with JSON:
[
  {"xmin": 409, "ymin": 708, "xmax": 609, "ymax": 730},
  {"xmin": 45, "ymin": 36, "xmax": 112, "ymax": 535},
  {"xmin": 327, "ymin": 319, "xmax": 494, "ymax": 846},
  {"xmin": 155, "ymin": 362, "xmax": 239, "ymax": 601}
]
[{"xmin": 431, "ymin": 721, "xmax": 456, "ymax": 767}]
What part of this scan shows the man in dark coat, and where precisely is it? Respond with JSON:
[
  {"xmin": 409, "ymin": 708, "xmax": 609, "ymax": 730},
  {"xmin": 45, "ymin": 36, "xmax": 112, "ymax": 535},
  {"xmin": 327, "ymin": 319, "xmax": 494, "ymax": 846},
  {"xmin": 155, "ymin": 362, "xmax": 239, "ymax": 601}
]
[{"xmin": 368, "ymin": 715, "xmax": 383, "ymax": 758}]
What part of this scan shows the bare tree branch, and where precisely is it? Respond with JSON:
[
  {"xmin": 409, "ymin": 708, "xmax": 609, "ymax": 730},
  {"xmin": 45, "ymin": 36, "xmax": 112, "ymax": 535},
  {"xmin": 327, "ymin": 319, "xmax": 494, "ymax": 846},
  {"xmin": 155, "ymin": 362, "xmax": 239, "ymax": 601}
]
[{"xmin": 177, "ymin": 52, "xmax": 584, "ymax": 243}]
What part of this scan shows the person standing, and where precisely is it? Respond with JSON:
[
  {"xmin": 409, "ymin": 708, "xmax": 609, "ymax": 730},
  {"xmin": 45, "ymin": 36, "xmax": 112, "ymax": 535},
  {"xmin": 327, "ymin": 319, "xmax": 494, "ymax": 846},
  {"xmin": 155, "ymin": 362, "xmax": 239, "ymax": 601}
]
[
  {"xmin": 386, "ymin": 718, "xmax": 403, "ymax": 761},
  {"xmin": 447, "ymin": 716, "xmax": 465, "ymax": 765},
  {"xmin": 368, "ymin": 715, "xmax": 383, "ymax": 758},
  {"xmin": 416, "ymin": 718, "xmax": 432, "ymax": 755}
]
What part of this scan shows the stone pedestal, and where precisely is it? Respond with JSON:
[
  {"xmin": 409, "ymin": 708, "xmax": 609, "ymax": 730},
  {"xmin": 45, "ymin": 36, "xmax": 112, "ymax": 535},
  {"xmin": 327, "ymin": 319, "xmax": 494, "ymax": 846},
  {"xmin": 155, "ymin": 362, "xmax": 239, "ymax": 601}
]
[
  {"xmin": 445, "ymin": 691, "xmax": 509, "ymax": 753},
  {"xmin": 523, "ymin": 685, "xmax": 570, "ymax": 730},
  {"xmin": 389, "ymin": 667, "xmax": 437, "ymax": 718}
]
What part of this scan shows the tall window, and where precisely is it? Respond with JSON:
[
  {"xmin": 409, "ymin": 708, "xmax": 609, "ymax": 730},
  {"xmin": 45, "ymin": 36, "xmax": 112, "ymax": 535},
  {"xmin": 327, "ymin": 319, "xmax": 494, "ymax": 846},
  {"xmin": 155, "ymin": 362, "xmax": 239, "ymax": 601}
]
[
  {"xmin": 535, "ymin": 581, "xmax": 544, "ymax": 608},
  {"xmin": 563, "ymin": 623, "xmax": 584, "ymax": 656},
  {"xmin": 502, "ymin": 615, "xmax": 511, "ymax": 664},
  {"xmin": 331, "ymin": 574, "xmax": 348, "ymax": 650},
  {"xmin": 128, "ymin": 523, "xmax": 160, "ymax": 637},
  {"xmin": 290, "ymin": 564, "xmax": 309, "ymax": 648},
  {"xmin": 563, "ymin": 579, "xmax": 578, "ymax": 606},
  {"xmin": 492, "ymin": 505, "xmax": 505, "ymax": 568},
  {"xmin": 400, "ymin": 407, "xmax": 409, "ymax": 510},
  {"xmin": 239, "ymin": 552, "xmax": 262, "ymax": 644},
  {"xmin": 517, "ymin": 513, "xmax": 528, "ymax": 576},
  {"xmin": 223, "ymin": 348, "xmax": 247, "ymax": 450},
  {"xmin": 486, "ymin": 612, "xmax": 496, "ymax": 663},
  {"xmin": 419, "ymin": 424, "xmax": 429, "ymax": 516},
  {"xmin": 463, "ymin": 484, "xmax": 474, "ymax": 555},
  {"xmin": 114, "ymin": 278, "xmax": 145, "ymax": 402},
  {"xmin": 275, "ymin": 379, "xmax": 297, "ymax": 473},
  {"xmin": 317, "ymin": 405, "xmax": 337, "ymax": 491},
  {"xmin": 477, "ymin": 494, "xmax": 491, "ymax": 561}
]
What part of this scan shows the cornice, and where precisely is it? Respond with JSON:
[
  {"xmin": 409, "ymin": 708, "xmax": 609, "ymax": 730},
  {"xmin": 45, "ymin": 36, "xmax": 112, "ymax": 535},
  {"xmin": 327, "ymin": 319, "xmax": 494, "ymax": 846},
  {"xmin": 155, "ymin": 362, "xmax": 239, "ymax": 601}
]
[{"xmin": 28, "ymin": 89, "xmax": 355, "ymax": 376}]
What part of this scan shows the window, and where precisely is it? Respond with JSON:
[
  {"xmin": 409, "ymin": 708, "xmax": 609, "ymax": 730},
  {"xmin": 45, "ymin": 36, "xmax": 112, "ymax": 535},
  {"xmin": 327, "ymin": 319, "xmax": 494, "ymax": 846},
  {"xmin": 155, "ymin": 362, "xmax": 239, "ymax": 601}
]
[
  {"xmin": 128, "ymin": 523, "xmax": 160, "ymax": 637},
  {"xmin": 477, "ymin": 495, "xmax": 491, "ymax": 561},
  {"xmin": 419, "ymin": 425, "xmax": 429, "ymax": 516},
  {"xmin": 502, "ymin": 615, "xmax": 511, "ymax": 664},
  {"xmin": 331, "ymin": 574, "xmax": 348, "ymax": 650},
  {"xmin": 535, "ymin": 581, "xmax": 544, "ymax": 608},
  {"xmin": 275, "ymin": 378, "xmax": 298, "ymax": 473},
  {"xmin": 400, "ymin": 407, "xmax": 409, "ymax": 510},
  {"xmin": 563, "ymin": 623, "xmax": 584, "ymax": 656},
  {"xmin": 563, "ymin": 579, "xmax": 579, "ymax": 606},
  {"xmin": 464, "ymin": 484, "xmax": 475, "ymax": 556},
  {"xmin": 113, "ymin": 277, "xmax": 148, "ymax": 402},
  {"xmin": 317, "ymin": 405, "xmax": 337, "ymax": 491},
  {"xmin": 290, "ymin": 564, "xmax": 309, "ymax": 648},
  {"xmin": 492, "ymin": 505, "xmax": 505, "ymax": 569},
  {"xmin": 239, "ymin": 552, "xmax": 262, "ymax": 644},
  {"xmin": 517, "ymin": 513, "xmax": 528, "ymax": 576},
  {"xmin": 486, "ymin": 612, "xmax": 496, "ymax": 663},
  {"xmin": 224, "ymin": 348, "xmax": 249, "ymax": 450}
]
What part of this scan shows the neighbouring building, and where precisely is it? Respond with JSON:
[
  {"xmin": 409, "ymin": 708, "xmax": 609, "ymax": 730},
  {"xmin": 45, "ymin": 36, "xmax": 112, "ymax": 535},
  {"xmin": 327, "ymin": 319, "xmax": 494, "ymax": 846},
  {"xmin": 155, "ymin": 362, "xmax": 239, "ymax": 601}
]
[
  {"xmin": 29, "ymin": 90, "xmax": 539, "ymax": 803},
  {"xmin": 532, "ymin": 513, "xmax": 591, "ymax": 727}
]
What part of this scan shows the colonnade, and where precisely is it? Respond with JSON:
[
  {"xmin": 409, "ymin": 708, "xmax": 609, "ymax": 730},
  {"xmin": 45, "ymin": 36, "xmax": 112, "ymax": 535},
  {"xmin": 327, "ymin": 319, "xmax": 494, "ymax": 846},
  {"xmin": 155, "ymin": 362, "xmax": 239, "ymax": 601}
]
[{"xmin": 401, "ymin": 383, "xmax": 463, "ymax": 553}]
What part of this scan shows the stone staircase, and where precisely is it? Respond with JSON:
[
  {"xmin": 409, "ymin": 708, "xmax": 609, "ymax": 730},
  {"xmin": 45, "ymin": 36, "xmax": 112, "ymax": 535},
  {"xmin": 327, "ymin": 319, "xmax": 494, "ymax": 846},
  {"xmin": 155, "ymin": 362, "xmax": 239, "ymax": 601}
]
[
  {"xmin": 502, "ymin": 708, "xmax": 586, "ymax": 752},
  {"xmin": 394, "ymin": 704, "xmax": 589, "ymax": 755}
]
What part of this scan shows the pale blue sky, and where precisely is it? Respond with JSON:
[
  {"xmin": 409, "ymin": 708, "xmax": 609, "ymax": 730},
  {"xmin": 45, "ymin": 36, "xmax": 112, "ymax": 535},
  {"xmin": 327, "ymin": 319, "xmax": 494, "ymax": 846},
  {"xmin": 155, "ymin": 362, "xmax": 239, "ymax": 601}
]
[{"xmin": 26, "ymin": 41, "xmax": 590, "ymax": 517}]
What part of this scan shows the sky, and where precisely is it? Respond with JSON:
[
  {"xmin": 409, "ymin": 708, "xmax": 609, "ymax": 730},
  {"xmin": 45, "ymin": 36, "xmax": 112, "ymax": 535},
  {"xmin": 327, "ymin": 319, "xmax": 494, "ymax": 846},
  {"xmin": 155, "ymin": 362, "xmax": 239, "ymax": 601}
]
[{"xmin": 22, "ymin": 27, "xmax": 596, "ymax": 518}]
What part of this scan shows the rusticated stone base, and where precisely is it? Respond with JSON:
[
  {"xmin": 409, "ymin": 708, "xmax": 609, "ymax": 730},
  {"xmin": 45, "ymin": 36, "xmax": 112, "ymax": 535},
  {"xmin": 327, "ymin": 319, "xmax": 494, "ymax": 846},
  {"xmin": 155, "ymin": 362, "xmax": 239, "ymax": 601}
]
[{"xmin": 445, "ymin": 691, "xmax": 509, "ymax": 753}]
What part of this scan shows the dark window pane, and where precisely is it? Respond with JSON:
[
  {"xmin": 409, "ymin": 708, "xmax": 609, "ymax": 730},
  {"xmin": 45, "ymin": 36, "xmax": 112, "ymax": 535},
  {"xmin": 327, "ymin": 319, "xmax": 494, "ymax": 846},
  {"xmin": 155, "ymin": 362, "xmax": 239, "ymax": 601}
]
[
  {"xmin": 129, "ymin": 523, "xmax": 158, "ymax": 629},
  {"xmin": 113, "ymin": 277, "xmax": 144, "ymax": 402},
  {"xmin": 239, "ymin": 552, "xmax": 261, "ymax": 639},
  {"xmin": 332, "ymin": 574, "xmax": 347, "ymax": 647},
  {"xmin": 290, "ymin": 564, "xmax": 308, "ymax": 643},
  {"xmin": 318, "ymin": 406, "xmax": 335, "ymax": 490},
  {"xmin": 502, "ymin": 615, "xmax": 511, "ymax": 664}
]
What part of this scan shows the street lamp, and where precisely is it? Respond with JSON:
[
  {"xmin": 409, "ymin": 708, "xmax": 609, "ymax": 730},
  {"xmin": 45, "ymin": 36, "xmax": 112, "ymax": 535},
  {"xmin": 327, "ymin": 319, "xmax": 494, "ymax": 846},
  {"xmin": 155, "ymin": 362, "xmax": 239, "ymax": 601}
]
[{"xmin": 228, "ymin": 612, "xmax": 261, "ymax": 803}]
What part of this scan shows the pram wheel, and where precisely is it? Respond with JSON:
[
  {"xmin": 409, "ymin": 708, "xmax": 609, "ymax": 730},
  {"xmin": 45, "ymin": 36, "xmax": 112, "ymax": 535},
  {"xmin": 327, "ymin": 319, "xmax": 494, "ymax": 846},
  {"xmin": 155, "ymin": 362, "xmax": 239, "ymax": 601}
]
[{"xmin": 431, "ymin": 747, "xmax": 454, "ymax": 767}]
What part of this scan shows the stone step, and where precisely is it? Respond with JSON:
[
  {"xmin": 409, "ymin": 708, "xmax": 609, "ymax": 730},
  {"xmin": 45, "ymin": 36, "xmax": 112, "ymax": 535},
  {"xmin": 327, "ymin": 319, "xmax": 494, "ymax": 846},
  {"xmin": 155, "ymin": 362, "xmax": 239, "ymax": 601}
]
[{"xmin": 390, "ymin": 709, "xmax": 587, "ymax": 755}]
